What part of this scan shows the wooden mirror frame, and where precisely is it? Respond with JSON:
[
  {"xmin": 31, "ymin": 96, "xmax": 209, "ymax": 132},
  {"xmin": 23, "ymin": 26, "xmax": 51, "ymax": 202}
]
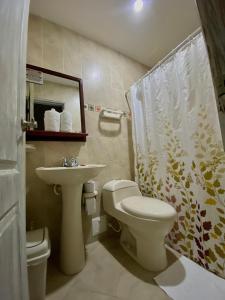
[{"xmin": 26, "ymin": 64, "xmax": 88, "ymax": 142}]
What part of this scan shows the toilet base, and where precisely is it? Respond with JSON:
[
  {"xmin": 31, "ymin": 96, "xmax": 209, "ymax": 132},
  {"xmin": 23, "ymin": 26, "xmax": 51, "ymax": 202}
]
[{"xmin": 120, "ymin": 225, "xmax": 168, "ymax": 272}]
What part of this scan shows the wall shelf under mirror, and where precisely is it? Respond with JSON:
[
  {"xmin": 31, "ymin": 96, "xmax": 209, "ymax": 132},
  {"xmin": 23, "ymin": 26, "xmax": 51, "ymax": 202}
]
[{"xmin": 26, "ymin": 64, "xmax": 88, "ymax": 142}]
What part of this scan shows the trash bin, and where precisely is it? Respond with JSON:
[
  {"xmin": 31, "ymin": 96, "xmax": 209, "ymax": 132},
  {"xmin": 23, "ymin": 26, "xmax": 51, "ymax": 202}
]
[{"xmin": 26, "ymin": 227, "xmax": 51, "ymax": 300}]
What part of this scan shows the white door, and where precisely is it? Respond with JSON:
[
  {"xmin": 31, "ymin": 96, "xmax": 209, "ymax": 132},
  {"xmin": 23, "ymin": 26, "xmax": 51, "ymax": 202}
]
[{"xmin": 0, "ymin": 0, "xmax": 29, "ymax": 299}]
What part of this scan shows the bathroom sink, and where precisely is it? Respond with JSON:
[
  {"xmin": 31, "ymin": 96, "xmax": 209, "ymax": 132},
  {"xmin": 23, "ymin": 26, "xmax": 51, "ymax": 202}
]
[
  {"xmin": 36, "ymin": 164, "xmax": 105, "ymax": 275},
  {"xmin": 36, "ymin": 164, "xmax": 106, "ymax": 185}
]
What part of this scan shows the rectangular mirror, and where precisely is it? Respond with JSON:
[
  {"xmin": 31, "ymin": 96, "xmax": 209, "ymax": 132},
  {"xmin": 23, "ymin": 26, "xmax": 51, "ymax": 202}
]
[{"xmin": 26, "ymin": 64, "xmax": 87, "ymax": 141}]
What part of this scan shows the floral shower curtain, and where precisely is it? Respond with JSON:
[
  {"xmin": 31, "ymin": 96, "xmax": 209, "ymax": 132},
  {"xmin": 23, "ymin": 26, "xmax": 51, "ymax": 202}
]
[{"xmin": 130, "ymin": 32, "xmax": 225, "ymax": 278}]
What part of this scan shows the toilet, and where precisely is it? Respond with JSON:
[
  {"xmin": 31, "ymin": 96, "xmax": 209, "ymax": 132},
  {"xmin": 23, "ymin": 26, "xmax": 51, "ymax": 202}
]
[
  {"xmin": 26, "ymin": 227, "xmax": 51, "ymax": 300},
  {"xmin": 102, "ymin": 180, "xmax": 176, "ymax": 272}
]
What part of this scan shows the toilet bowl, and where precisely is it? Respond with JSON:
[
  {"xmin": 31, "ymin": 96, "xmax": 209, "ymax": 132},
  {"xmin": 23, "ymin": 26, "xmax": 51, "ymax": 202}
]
[
  {"xmin": 102, "ymin": 180, "xmax": 176, "ymax": 272},
  {"xmin": 26, "ymin": 227, "xmax": 50, "ymax": 300}
]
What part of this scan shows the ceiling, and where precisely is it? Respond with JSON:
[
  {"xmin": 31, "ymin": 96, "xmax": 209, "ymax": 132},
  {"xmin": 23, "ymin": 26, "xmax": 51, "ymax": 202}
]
[{"xmin": 29, "ymin": 0, "xmax": 200, "ymax": 67}]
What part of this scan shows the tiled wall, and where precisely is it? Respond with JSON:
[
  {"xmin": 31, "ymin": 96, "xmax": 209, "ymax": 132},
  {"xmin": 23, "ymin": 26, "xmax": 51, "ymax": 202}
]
[{"xmin": 26, "ymin": 15, "xmax": 148, "ymax": 253}]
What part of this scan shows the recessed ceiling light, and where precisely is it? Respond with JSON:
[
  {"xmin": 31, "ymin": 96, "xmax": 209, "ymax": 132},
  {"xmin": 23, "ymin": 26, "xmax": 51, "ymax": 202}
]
[{"xmin": 134, "ymin": 0, "xmax": 143, "ymax": 13}]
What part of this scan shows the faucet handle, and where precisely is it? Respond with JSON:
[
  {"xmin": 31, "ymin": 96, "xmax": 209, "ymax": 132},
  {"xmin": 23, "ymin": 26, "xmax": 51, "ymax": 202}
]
[
  {"xmin": 62, "ymin": 157, "xmax": 68, "ymax": 167},
  {"xmin": 62, "ymin": 156, "xmax": 79, "ymax": 167},
  {"xmin": 70, "ymin": 156, "xmax": 79, "ymax": 167}
]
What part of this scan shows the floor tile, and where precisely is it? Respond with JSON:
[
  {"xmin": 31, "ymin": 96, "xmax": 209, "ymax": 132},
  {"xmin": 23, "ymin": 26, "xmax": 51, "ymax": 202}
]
[{"xmin": 46, "ymin": 237, "xmax": 172, "ymax": 300}]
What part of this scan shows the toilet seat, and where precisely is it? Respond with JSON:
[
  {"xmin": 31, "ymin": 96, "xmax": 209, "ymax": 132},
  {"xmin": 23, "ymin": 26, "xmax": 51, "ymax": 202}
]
[{"xmin": 121, "ymin": 196, "xmax": 176, "ymax": 220}]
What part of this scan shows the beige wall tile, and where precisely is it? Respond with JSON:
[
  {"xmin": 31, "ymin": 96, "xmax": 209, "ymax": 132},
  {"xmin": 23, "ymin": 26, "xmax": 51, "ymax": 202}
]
[
  {"xmin": 27, "ymin": 15, "xmax": 43, "ymax": 66},
  {"xmin": 62, "ymin": 28, "xmax": 82, "ymax": 77}
]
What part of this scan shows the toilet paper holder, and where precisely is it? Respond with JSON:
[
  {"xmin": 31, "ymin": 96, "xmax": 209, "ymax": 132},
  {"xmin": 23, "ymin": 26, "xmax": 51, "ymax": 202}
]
[{"xmin": 83, "ymin": 180, "xmax": 95, "ymax": 193}]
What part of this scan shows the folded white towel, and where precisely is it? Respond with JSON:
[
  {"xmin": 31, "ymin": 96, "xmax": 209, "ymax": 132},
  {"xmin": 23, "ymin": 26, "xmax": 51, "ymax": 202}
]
[
  {"xmin": 44, "ymin": 108, "xmax": 60, "ymax": 132},
  {"xmin": 60, "ymin": 111, "xmax": 72, "ymax": 132}
]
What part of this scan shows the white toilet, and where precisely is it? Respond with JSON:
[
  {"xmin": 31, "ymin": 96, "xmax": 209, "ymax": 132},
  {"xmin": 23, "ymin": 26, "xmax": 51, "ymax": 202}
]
[
  {"xmin": 26, "ymin": 227, "xmax": 51, "ymax": 300},
  {"xmin": 103, "ymin": 180, "xmax": 176, "ymax": 272}
]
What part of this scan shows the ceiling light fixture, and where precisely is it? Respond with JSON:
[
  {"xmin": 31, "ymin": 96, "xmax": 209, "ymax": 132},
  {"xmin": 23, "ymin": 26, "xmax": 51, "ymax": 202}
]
[{"xmin": 134, "ymin": 0, "xmax": 143, "ymax": 12}]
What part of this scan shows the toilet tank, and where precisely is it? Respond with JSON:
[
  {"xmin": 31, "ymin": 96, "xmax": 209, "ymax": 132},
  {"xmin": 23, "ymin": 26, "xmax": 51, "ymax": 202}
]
[{"xmin": 102, "ymin": 180, "xmax": 141, "ymax": 212}]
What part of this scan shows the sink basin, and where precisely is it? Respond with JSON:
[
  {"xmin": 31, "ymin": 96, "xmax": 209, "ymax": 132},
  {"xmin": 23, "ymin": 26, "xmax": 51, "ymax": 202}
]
[
  {"xmin": 36, "ymin": 164, "xmax": 106, "ymax": 275},
  {"xmin": 36, "ymin": 164, "xmax": 106, "ymax": 185}
]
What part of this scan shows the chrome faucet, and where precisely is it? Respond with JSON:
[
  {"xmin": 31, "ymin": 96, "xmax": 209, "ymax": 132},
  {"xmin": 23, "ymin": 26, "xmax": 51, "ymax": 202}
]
[{"xmin": 62, "ymin": 156, "xmax": 79, "ymax": 167}]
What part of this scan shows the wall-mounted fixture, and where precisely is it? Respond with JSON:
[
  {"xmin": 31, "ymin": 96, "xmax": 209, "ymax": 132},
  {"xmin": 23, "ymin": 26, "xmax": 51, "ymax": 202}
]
[
  {"xmin": 134, "ymin": 0, "xmax": 143, "ymax": 12},
  {"xmin": 100, "ymin": 108, "xmax": 124, "ymax": 121},
  {"xmin": 25, "ymin": 143, "xmax": 36, "ymax": 153},
  {"xmin": 26, "ymin": 64, "xmax": 87, "ymax": 142}
]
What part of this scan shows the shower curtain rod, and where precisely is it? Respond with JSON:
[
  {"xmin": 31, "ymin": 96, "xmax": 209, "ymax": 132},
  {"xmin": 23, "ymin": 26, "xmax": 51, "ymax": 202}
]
[{"xmin": 125, "ymin": 26, "xmax": 202, "ymax": 97}]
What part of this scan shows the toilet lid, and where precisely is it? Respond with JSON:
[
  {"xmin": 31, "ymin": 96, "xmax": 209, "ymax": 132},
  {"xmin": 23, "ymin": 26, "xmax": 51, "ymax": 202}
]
[
  {"xmin": 26, "ymin": 228, "xmax": 50, "ymax": 263},
  {"xmin": 121, "ymin": 196, "xmax": 176, "ymax": 220},
  {"xmin": 26, "ymin": 228, "xmax": 44, "ymax": 248}
]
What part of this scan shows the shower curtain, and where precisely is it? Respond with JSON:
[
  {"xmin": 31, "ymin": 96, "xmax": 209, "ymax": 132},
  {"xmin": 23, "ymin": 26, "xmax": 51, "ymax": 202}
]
[{"xmin": 130, "ymin": 32, "xmax": 225, "ymax": 278}]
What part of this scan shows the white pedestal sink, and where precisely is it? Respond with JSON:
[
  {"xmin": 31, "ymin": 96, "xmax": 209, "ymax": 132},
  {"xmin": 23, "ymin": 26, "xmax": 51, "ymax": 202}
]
[{"xmin": 36, "ymin": 164, "xmax": 105, "ymax": 275}]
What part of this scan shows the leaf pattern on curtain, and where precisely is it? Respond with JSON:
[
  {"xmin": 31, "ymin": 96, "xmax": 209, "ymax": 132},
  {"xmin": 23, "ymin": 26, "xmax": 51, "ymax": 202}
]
[{"xmin": 131, "ymin": 33, "xmax": 225, "ymax": 278}]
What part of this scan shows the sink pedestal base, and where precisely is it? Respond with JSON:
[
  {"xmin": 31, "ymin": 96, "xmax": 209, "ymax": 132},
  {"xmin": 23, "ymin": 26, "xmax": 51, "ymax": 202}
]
[
  {"xmin": 60, "ymin": 184, "xmax": 85, "ymax": 275},
  {"xmin": 35, "ymin": 165, "xmax": 106, "ymax": 275}
]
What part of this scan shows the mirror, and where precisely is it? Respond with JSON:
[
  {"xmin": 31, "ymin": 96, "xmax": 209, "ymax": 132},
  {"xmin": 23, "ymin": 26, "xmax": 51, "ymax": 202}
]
[{"xmin": 26, "ymin": 64, "xmax": 87, "ymax": 141}]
